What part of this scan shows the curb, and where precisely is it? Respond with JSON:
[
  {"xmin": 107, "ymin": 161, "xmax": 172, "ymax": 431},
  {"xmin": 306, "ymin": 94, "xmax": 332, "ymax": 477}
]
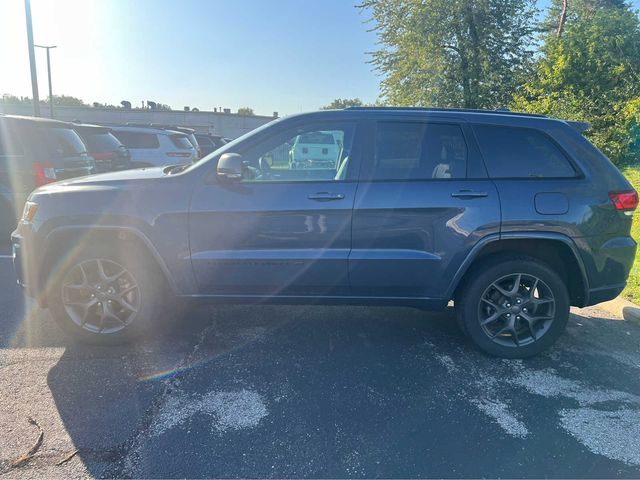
[{"xmin": 595, "ymin": 296, "xmax": 640, "ymax": 324}]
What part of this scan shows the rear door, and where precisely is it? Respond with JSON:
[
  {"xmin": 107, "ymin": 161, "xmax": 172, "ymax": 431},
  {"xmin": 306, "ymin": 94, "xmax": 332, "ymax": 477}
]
[{"xmin": 349, "ymin": 117, "xmax": 501, "ymax": 300}]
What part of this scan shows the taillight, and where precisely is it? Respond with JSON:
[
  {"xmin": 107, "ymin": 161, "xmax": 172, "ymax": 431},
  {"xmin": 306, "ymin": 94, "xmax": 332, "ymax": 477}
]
[
  {"xmin": 32, "ymin": 161, "xmax": 57, "ymax": 187},
  {"xmin": 609, "ymin": 191, "xmax": 638, "ymax": 212}
]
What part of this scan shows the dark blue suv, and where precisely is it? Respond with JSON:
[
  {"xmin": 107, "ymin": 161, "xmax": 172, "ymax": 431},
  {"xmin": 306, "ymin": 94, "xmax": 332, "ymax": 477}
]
[{"xmin": 11, "ymin": 108, "xmax": 638, "ymax": 357}]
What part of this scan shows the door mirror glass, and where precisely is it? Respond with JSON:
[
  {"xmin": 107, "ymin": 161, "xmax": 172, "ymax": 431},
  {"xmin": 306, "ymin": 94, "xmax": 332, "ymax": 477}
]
[{"xmin": 217, "ymin": 153, "xmax": 243, "ymax": 181}]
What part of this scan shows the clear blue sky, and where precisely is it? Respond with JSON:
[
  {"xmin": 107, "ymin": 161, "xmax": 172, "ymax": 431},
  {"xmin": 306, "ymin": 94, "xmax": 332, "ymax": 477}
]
[
  {"xmin": 1, "ymin": 0, "xmax": 639, "ymax": 116},
  {"xmin": 0, "ymin": 0, "xmax": 380, "ymax": 115}
]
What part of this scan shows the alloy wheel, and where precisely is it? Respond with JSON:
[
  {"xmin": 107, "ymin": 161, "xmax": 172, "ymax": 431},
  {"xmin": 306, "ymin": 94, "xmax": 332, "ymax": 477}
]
[
  {"xmin": 61, "ymin": 258, "xmax": 140, "ymax": 334},
  {"xmin": 477, "ymin": 273, "xmax": 555, "ymax": 348}
]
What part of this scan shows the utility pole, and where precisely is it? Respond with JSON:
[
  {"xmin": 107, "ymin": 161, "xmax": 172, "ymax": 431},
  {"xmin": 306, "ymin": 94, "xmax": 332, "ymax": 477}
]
[
  {"xmin": 35, "ymin": 45, "xmax": 57, "ymax": 118},
  {"xmin": 24, "ymin": 0, "xmax": 40, "ymax": 116}
]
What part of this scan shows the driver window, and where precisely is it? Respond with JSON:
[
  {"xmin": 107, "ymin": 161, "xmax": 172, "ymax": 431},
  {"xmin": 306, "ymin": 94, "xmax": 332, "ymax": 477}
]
[{"xmin": 238, "ymin": 122, "xmax": 355, "ymax": 182}]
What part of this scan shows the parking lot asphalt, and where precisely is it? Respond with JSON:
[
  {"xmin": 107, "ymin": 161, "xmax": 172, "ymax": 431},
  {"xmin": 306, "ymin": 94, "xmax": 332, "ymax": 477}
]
[{"xmin": 1, "ymin": 247, "xmax": 640, "ymax": 479}]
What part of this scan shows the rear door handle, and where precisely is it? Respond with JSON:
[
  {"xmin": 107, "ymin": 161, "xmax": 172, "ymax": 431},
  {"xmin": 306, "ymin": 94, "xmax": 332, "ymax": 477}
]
[
  {"xmin": 307, "ymin": 192, "xmax": 345, "ymax": 201},
  {"xmin": 451, "ymin": 190, "xmax": 488, "ymax": 199}
]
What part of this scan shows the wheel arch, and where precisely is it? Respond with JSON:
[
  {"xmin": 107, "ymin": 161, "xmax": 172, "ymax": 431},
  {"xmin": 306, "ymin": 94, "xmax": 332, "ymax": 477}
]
[
  {"xmin": 448, "ymin": 233, "xmax": 589, "ymax": 307},
  {"xmin": 40, "ymin": 225, "xmax": 178, "ymax": 303}
]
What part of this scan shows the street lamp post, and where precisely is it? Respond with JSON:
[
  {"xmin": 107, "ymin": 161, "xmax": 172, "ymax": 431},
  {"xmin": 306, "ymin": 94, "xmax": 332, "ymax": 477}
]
[
  {"xmin": 35, "ymin": 45, "xmax": 57, "ymax": 119},
  {"xmin": 24, "ymin": 0, "xmax": 40, "ymax": 117}
]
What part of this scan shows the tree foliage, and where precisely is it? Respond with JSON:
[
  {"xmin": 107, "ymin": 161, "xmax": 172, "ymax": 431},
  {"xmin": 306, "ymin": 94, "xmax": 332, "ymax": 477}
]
[
  {"xmin": 512, "ymin": 1, "xmax": 640, "ymax": 163},
  {"xmin": 321, "ymin": 98, "xmax": 365, "ymax": 109},
  {"xmin": 237, "ymin": 107, "xmax": 255, "ymax": 116},
  {"xmin": 359, "ymin": 0, "xmax": 537, "ymax": 109}
]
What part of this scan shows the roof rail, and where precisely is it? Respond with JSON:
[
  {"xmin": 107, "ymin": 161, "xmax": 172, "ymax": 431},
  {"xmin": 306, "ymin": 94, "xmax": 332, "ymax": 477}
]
[{"xmin": 344, "ymin": 106, "xmax": 548, "ymax": 118}]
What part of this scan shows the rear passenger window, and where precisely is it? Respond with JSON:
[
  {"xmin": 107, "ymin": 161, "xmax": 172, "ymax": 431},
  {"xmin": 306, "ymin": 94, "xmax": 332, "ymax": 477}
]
[
  {"xmin": 169, "ymin": 134, "xmax": 193, "ymax": 149},
  {"xmin": 112, "ymin": 132, "xmax": 160, "ymax": 149},
  {"xmin": 474, "ymin": 125, "xmax": 576, "ymax": 178},
  {"xmin": 366, "ymin": 122, "xmax": 467, "ymax": 180}
]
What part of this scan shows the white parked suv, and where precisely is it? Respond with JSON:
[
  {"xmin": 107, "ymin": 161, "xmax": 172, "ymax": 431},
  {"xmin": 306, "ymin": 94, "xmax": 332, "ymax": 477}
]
[
  {"xmin": 288, "ymin": 131, "xmax": 341, "ymax": 169},
  {"xmin": 110, "ymin": 126, "xmax": 197, "ymax": 168}
]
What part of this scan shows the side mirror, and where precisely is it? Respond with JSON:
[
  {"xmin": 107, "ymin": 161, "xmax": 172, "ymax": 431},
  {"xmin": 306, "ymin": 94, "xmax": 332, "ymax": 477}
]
[{"xmin": 217, "ymin": 153, "xmax": 243, "ymax": 181}]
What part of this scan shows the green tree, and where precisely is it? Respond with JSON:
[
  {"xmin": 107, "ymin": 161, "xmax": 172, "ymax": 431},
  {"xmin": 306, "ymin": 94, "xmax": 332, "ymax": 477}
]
[
  {"xmin": 321, "ymin": 98, "xmax": 364, "ymax": 109},
  {"xmin": 359, "ymin": 0, "xmax": 537, "ymax": 109},
  {"xmin": 237, "ymin": 107, "xmax": 255, "ymax": 116},
  {"xmin": 512, "ymin": 2, "xmax": 640, "ymax": 163}
]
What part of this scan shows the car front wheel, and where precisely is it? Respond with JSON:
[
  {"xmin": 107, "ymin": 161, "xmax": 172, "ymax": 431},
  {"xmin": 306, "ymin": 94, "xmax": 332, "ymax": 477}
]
[
  {"xmin": 456, "ymin": 255, "xmax": 570, "ymax": 358},
  {"xmin": 48, "ymin": 243, "xmax": 167, "ymax": 344}
]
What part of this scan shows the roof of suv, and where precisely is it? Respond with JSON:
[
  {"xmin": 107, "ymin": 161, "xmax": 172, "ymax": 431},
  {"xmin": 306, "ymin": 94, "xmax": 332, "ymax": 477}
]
[
  {"xmin": 0, "ymin": 113, "xmax": 77, "ymax": 128},
  {"xmin": 344, "ymin": 106, "xmax": 548, "ymax": 119},
  {"xmin": 109, "ymin": 125, "xmax": 183, "ymax": 136}
]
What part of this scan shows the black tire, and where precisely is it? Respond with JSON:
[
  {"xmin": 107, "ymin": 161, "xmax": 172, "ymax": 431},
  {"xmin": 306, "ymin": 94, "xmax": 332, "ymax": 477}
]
[
  {"xmin": 456, "ymin": 254, "xmax": 570, "ymax": 358},
  {"xmin": 48, "ymin": 242, "xmax": 169, "ymax": 345}
]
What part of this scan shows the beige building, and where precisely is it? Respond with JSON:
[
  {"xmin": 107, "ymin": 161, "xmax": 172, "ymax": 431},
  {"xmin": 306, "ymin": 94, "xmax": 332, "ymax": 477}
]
[{"xmin": 0, "ymin": 104, "xmax": 276, "ymax": 139}]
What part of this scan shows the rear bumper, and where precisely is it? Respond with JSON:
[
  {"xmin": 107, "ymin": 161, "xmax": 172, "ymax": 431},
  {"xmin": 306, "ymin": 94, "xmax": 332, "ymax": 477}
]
[
  {"xmin": 582, "ymin": 235, "xmax": 636, "ymax": 306},
  {"xmin": 585, "ymin": 283, "xmax": 626, "ymax": 306}
]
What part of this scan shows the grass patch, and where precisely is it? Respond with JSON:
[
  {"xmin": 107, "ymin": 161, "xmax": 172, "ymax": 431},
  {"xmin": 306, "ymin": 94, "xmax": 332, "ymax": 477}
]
[{"xmin": 621, "ymin": 166, "xmax": 640, "ymax": 303}]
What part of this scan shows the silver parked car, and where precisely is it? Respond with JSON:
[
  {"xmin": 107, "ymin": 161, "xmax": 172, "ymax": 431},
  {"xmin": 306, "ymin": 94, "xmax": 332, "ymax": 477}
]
[{"xmin": 110, "ymin": 126, "xmax": 197, "ymax": 168}]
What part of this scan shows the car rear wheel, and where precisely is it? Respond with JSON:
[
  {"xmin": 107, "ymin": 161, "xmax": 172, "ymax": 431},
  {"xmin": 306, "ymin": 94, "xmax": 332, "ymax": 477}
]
[
  {"xmin": 456, "ymin": 255, "xmax": 570, "ymax": 358},
  {"xmin": 48, "ymin": 243, "xmax": 167, "ymax": 344}
]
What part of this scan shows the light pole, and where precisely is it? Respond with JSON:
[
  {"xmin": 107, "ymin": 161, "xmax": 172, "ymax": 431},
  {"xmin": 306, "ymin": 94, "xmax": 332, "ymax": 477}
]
[
  {"xmin": 24, "ymin": 0, "xmax": 40, "ymax": 116},
  {"xmin": 35, "ymin": 45, "xmax": 57, "ymax": 118}
]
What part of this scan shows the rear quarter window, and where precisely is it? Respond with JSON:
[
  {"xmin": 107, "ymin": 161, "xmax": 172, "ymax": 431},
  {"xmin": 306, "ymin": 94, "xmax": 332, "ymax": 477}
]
[
  {"xmin": 40, "ymin": 127, "xmax": 87, "ymax": 157},
  {"xmin": 474, "ymin": 125, "xmax": 577, "ymax": 178},
  {"xmin": 112, "ymin": 131, "xmax": 160, "ymax": 149},
  {"xmin": 169, "ymin": 134, "xmax": 193, "ymax": 149}
]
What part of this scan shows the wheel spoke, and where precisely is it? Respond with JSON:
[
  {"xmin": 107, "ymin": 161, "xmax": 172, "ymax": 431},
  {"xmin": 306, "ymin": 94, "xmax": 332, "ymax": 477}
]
[
  {"xmin": 508, "ymin": 274, "xmax": 522, "ymax": 296},
  {"xmin": 118, "ymin": 297, "xmax": 139, "ymax": 314},
  {"xmin": 480, "ymin": 311, "xmax": 503, "ymax": 326},
  {"xmin": 118, "ymin": 284, "xmax": 138, "ymax": 297},
  {"xmin": 491, "ymin": 325, "xmax": 510, "ymax": 339},
  {"xmin": 529, "ymin": 298, "xmax": 554, "ymax": 306},
  {"xmin": 481, "ymin": 297, "xmax": 501, "ymax": 310},
  {"xmin": 528, "ymin": 278, "xmax": 539, "ymax": 300},
  {"xmin": 512, "ymin": 326, "xmax": 520, "ymax": 346}
]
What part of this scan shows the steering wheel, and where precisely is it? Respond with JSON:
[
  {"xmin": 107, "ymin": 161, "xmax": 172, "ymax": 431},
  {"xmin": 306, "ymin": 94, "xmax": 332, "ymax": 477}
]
[{"xmin": 259, "ymin": 157, "xmax": 272, "ymax": 179}]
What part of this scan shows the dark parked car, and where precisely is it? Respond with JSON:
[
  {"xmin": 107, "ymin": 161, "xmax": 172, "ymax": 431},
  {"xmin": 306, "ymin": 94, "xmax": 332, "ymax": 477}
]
[
  {"xmin": 194, "ymin": 133, "xmax": 227, "ymax": 156},
  {"xmin": 73, "ymin": 124, "xmax": 131, "ymax": 173},
  {"xmin": 11, "ymin": 108, "xmax": 637, "ymax": 357},
  {"xmin": 0, "ymin": 114, "xmax": 95, "ymax": 241}
]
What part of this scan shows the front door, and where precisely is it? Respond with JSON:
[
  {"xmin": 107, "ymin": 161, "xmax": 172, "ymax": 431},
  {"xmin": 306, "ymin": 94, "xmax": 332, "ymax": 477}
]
[
  {"xmin": 350, "ymin": 118, "xmax": 501, "ymax": 300},
  {"xmin": 189, "ymin": 119, "xmax": 361, "ymax": 296}
]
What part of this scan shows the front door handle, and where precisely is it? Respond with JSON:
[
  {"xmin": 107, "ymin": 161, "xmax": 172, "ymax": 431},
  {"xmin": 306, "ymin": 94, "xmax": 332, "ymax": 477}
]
[
  {"xmin": 307, "ymin": 192, "xmax": 345, "ymax": 201},
  {"xmin": 451, "ymin": 190, "xmax": 488, "ymax": 199}
]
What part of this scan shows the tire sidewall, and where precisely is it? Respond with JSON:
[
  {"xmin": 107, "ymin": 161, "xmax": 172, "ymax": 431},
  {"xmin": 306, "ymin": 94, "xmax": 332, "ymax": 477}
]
[{"xmin": 458, "ymin": 258, "xmax": 570, "ymax": 358}]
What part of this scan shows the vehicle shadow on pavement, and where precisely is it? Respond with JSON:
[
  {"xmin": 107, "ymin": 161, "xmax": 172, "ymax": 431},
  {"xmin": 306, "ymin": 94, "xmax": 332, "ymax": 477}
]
[{"xmin": 34, "ymin": 305, "xmax": 640, "ymax": 477}]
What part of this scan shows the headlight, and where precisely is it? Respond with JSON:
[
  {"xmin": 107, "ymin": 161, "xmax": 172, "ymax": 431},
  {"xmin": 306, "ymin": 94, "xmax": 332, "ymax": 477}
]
[{"xmin": 22, "ymin": 201, "xmax": 39, "ymax": 222}]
